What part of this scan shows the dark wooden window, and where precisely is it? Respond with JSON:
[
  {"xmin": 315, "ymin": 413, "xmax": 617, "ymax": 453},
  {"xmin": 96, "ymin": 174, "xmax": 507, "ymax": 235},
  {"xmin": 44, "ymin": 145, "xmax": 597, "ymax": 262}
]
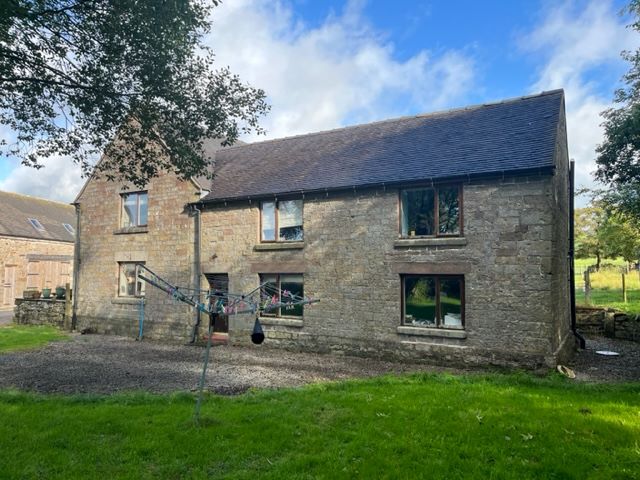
[
  {"xmin": 121, "ymin": 191, "xmax": 148, "ymax": 228},
  {"xmin": 402, "ymin": 275, "xmax": 464, "ymax": 329},
  {"xmin": 260, "ymin": 273, "xmax": 304, "ymax": 317},
  {"xmin": 261, "ymin": 199, "xmax": 303, "ymax": 242},
  {"xmin": 400, "ymin": 186, "xmax": 461, "ymax": 237}
]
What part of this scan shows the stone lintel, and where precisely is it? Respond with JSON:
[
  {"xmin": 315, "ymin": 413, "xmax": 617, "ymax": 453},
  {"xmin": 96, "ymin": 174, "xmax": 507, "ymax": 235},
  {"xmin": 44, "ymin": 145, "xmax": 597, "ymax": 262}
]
[
  {"xmin": 250, "ymin": 261, "xmax": 305, "ymax": 274},
  {"xmin": 259, "ymin": 317, "xmax": 304, "ymax": 328},
  {"xmin": 391, "ymin": 262, "xmax": 471, "ymax": 275}
]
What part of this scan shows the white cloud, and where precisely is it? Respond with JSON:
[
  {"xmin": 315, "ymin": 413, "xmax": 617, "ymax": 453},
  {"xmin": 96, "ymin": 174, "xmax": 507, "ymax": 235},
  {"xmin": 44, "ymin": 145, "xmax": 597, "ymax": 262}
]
[
  {"xmin": 521, "ymin": 0, "xmax": 639, "ymax": 196},
  {"xmin": 206, "ymin": 0, "xmax": 476, "ymax": 139},
  {"xmin": 0, "ymin": 155, "xmax": 85, "ymax": 203}
]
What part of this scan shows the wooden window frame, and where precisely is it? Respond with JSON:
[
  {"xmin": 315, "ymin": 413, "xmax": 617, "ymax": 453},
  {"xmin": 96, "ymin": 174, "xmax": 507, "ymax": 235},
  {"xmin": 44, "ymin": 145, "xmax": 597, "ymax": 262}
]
[
  {"xmin": 120, "ymin": 191, "xmax": 148, "ymax": 228},
  {"xmin": 398, "ymin": 185, "xmax": 463, "ymax": 238},
  {"xmin": 259, "ymin": 273, "xmax": 304, "ymax": 318},
  {"xmin": 401, "ymin": 274, "xmax": 465, "ymax": 329},
  {"xmin": 117, "ymin": 262, "xmax": 146, "ymax": 298},
  {"xmin": 260, "ymin": 199, "xmax": 304, "ymax": 243}
]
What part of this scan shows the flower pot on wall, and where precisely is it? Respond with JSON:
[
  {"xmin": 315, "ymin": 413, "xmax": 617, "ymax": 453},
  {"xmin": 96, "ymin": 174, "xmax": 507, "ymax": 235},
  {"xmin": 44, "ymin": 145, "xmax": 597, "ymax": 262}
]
[
  {"xmin": 55, "ymin": 287, "xmax": 65, "ymax": 299},
  {"xmin": 42, "ymin": 288, "xmax": 51, "ymax": 299}
]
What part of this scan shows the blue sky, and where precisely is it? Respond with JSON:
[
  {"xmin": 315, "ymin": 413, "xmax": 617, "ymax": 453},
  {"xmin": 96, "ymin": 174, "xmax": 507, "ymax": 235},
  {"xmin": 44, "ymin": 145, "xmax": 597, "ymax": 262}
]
[{"xmin": 0, "ymin": 0, "xmax": 636, "ymax": 202}]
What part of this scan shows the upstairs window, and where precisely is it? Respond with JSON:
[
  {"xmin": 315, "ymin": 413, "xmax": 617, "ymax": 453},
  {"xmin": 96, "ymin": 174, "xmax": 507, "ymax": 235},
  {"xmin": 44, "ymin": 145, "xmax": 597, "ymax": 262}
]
[
  {"xmin": 402, "ymin": 275, "xmax": 464, "ymax": 329},
  {"xmin": 28, "ymin": 218, "xmax": 45, "ymax": 232},
  {"xmin": 261, "ymin": 199, "xmax": 303, "ymax": 242},
  {"xmin": 400, "ymin": 186, "xmax": 461, "ymax": 237},
  {"xmin": 118, "ymin": 263, "xmax": 145, "ymax": 297},
  {"xmin": 121, "ymin": 191, "xmax": 148, "ymax": 228}
]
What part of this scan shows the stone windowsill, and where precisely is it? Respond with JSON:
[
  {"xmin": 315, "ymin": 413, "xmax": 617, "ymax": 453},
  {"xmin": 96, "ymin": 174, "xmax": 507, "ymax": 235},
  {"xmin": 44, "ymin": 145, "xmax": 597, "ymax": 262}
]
[
  {"xmin": 397, "ymin": 325, "xmax": 467, "ymax": 339},
  {"xmin": 393, "ymin": 237, "xmax": 467, "ymax": 248},
  {"xmin": 112, "ymin": 297, "xmax": 145, "ymax": 305},
  {"xmin": 113, "ymin": 226, "xmax": 149, "ymax": 235},
  {"xmin": 259, "ymin": 316, "xmax": 304, "ymax": 328},
  {"xmin": 254, "ymin": 242, "xmax": 304, "ymax": 251}
]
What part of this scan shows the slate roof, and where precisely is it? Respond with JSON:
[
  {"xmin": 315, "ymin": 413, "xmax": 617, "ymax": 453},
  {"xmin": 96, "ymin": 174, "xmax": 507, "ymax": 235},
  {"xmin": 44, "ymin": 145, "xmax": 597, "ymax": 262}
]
[
  {"xmin": 201, "ymin": 89, "xmax": 564, "ymax": 203},
  {"xmin": 0, "ymin": 190, "xmax": 75, "ymax": 242}
]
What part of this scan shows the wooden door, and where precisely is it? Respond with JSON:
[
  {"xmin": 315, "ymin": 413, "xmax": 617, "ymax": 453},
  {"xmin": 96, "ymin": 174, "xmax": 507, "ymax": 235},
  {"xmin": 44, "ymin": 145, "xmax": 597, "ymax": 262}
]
[
  {"xmin": 205, "ymin": 273, "xmax": 229, "ymax": 333},
  {"xmin": 3, "ymin": 265, "xmax": 16, "ymax": 306}
]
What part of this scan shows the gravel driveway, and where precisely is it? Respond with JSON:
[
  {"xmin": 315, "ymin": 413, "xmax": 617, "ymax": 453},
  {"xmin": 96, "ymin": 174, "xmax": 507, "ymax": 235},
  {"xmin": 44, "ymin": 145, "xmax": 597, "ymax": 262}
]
[
  {"xmin": 0, "ymin": 334, "xmax": 440, "ymax": 395},
  {"xmin": 0, "ymin": 333, "xmax": 637, "ymax": 395}
]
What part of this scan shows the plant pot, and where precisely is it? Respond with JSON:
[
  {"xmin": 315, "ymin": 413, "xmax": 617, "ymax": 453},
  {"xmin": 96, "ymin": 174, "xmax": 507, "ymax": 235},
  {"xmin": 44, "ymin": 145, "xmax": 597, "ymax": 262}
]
[
  {"xmin": 55, "ymin": 287, "xmax": 66, "ymax": 299},
  {"xmin": 42, "ymin": 288, "xmax": 52, "ymax": 299}
]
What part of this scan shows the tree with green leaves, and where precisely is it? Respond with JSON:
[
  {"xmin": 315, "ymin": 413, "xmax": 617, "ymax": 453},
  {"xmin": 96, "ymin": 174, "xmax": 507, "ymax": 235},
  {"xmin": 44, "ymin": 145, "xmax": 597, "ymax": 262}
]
[
  {"xmin": 596, "ymin": 1, "xmax": 640, "ymax": 223},
  {"xmin": 0, "ymin": 0, "xmax": 269, "ymax": 187},
  {"xmin": 574, "ymin": 206, "xmax": 606, "ymax": 269},
  {"xmin": 598, "ymin": 213, "xmax": 640, "ymax": 265}
]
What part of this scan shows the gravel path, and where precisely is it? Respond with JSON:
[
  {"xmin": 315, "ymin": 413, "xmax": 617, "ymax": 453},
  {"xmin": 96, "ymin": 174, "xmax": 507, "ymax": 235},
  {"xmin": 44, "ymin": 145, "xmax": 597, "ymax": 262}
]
[
  {"xmin": 0, "ymin": 334, "xmax": 444, "ymax": 395},
  {"xmin": 568, "ymin": 334, "xmax": 640, "ymax": 383},
  {"xmin": 1, "ymin": 333, "xmax": 637, "ymax": 395}
]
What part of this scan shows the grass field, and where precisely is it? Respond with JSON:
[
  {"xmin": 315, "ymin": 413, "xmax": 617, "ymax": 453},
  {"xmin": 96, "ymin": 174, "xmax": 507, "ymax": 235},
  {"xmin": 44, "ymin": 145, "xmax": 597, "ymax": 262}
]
[
  {"xmin": 0, "ymin": 373, "xmax": 638, "ymax": 479},
  {"xmin": 0, "ymin": 325, "xmax": 68, "ymax": 353},
  {"xmin": 574, "ymin": 258, "xmax": 640, "ymax": 315}
]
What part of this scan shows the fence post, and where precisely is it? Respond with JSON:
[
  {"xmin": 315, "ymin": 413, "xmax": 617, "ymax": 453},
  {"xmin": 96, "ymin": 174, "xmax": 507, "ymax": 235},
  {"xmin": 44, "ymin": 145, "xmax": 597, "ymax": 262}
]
[
  {"xmin": 584, "ymin": 270, "xmax": 591, "ymax": 305},
  {"xmin": 64, "ymin": 282, "xmax": 72, "ymax": 331},
  {"xmin": 622, "ymin": 273, "xmax": 627, "ymax": 303}
]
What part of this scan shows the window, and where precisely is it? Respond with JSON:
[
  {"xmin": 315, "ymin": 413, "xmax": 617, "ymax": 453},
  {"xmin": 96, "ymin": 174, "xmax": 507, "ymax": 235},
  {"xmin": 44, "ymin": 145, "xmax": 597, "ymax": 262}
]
[
  {"xmin": 63, "ymin": 223, "xmax": 75, "ymax": 235},
  {"xmin": 28, "ymin": 218, "xmax": 45, "ymax": 232},
  {"xmin": 121, "ymin": 192, "xmax": 148, "ymax": 228},
  {"xmin": 261, "ymin": 199, "xmax": 303, "ymax": 241},
  {"xmin": 260, "ymin": 274, "xmax": 304, "ymax": 317},
  {"xmin": 402, "ymin": 275, "xmax": 464, "ymax": 329},
  {"xmin": 400, "ymin": 186, "xmax": 461, "ymax": 237},
  {"xmin": 118, "ymin": 263, "xmax": 145, "ymax": 297}
]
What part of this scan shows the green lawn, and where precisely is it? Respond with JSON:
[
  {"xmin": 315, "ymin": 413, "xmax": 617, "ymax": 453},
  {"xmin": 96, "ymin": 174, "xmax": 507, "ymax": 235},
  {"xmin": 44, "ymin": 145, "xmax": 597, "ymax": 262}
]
[
  {"xmin": 0, "ymin": 325, "xmax": 69, "ymax": 353},
  {"xmin": 1, "ymin": 373, "xmax": 638, "ymax": 479}
]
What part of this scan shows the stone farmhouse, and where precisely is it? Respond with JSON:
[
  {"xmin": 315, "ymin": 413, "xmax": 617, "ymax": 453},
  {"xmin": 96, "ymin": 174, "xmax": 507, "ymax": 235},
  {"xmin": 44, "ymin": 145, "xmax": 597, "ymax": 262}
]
[
  {"xmin": 73, "ymin": 89, "xmax": 577, "ymax": 367},
  {"xmin": 0, "ymin": 191, "xmax": 76, "ymax": 310}
]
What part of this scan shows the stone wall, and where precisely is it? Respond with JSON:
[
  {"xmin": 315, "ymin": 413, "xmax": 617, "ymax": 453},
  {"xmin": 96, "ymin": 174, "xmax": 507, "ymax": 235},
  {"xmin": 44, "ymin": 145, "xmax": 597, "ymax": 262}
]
[
  {"xmin": 576, "ymin": 306, "xmax": 640, "ymax": 341},
  {"xmin": 14, "ymin": 298, "xmax": 67, "ymax": 328},
  {"xmin": 0, "ymin": 236, "xmax": 74, "ymax": 310},
  {"xmin": 74, "ymin": 170, "xmax": 203, "ymax": 341},
  {"xmin": 199, "ymin": 171, "xmax": 572, "ymax": 368}
]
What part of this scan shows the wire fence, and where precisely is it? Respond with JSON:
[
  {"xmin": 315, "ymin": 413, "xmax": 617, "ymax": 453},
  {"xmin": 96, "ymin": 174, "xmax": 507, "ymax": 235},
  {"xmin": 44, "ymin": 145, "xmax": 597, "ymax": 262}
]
[{"xmin": 574, "ymin": 264, "xmax": 640, "ymax": 307}]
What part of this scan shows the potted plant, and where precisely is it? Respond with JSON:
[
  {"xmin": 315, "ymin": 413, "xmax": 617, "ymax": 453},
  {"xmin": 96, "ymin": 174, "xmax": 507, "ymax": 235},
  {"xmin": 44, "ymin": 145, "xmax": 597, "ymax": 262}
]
[
  {"xmin": 55, "ymin": 286, "xmax": 66, "ymax": 299},
  {"xmin": 42, "ymin": 288, "xmax": 52, "ymax": 299}
]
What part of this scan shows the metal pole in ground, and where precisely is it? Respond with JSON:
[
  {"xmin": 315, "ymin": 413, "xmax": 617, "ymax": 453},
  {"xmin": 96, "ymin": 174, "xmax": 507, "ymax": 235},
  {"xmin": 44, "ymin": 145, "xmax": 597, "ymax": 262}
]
[{"xmin": 194, "ymin": 311, "xmax": 215, "ymax": 425}]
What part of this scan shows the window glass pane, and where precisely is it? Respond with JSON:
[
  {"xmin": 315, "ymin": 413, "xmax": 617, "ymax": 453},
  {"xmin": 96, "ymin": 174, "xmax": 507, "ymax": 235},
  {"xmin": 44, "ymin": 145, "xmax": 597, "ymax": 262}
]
[
  {"xmin": 119, "ymin": 263, "xmax": 137, "ymax": 296},
  {"xmin": 122, "ymin": 194, "xmax": 137, "ymax": 227},
  {"xmin": 280, "ymin": 274, "xmax": 303, "ymax": 317},
  {"xmin": 260, "ymin": 274, "xmax": 278, "ymax": 315},
  {"xmin": 278, "ymin": 200, "xmax": 303, "ymax": 241},
  {"xmin": 402, "ymin": 189, "xmax": 434, "ymax": 236},
  {"xmin": 138, "ymin": 193, "xmax": 148, "ymax": 226},
  {"xmin": 438, "ymin": 187, "xmax": 460, "ymax": 234},
  {"xmin": 136, "ymin": 265, "xmax": 145, "ymax": 297},
  {"xmin": 404, "ymin": 277, "xmax": 436, "ymax": 326},
  {"xmin": 261, "ymin": 201, "xmax": 276, "ymax": 241},
  {"xmin": 440, "ymin": 278, "xmax": 462, "ymax": 327}
]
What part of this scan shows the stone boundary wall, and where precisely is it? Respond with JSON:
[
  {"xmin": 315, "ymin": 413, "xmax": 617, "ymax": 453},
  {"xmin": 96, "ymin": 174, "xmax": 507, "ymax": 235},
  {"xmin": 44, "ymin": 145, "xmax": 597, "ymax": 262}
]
[
  {"xmin": 14, "ymin": 298, "xmax": 68, "ymax": 328},
  {"xmin": 576, "ymin": 306, "xmax": 640, "ymax": 342}
]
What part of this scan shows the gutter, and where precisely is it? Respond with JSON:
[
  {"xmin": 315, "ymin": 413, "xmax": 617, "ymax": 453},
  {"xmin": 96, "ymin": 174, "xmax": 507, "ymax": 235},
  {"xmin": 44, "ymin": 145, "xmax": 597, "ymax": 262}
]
[
  {"xmin": 569, "ymin": 160, "xmax": 585, "ymax": 349},
  {"xmin": 193, "ymin": 165, "xmax": 556, "ymax": 207},
  {"xmin": 189, "ymin": 203, "xmax": 202, "ymax": 344},
  {"xmin": 71, "ymin": 202, "xmax": 81, "ymax": 331}
]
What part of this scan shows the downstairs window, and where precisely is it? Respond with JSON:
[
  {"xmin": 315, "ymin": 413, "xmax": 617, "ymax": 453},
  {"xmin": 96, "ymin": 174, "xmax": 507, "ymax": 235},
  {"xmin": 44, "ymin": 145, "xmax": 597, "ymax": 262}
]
[{"xmin": 402, "ymin": 275, "xmax": 464, "ymax": 329}]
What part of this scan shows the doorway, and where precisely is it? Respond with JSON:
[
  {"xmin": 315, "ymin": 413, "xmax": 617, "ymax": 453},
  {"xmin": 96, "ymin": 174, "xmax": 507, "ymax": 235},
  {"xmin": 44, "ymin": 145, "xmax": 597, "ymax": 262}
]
[
  {"xmin": 204, "ymin": 273, "xmax": 229, "ymax": 333},
  {"xmin": 2, "ymin": 265, "xmax": 16, "ymax": 308}
]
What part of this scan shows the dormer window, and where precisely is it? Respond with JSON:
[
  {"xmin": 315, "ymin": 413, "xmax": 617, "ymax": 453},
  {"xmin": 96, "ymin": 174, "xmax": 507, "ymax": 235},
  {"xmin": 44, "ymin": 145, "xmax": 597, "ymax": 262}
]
[
  {"xmin": 28, "ymin": 218, "xmax": 45, "ymax": 232},
  {"xmin": 63, "ymin": 223, "xmax": 75, "ymax": 235},
  {"xmin": 121, "ymin": 191, "xmax": 148, "ymax": 228}
]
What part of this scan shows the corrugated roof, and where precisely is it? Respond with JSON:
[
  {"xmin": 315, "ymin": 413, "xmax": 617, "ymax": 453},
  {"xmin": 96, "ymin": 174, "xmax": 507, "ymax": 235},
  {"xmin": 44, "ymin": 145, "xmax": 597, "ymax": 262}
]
[
  {"xmin": 0, "ymin": 190, "xmax": 75, "ymax": 242},
  {"xmin": 201, "ymin": 89, "xmax": 564, "ymax": 202}
]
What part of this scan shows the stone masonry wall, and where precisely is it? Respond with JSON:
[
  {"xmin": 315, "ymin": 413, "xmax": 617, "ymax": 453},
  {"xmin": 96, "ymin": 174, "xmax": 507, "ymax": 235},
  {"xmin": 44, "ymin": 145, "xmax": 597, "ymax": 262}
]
[
  {"xmin": 14, "ymin": 298, "xmax": 66, "ymax": 328},
  {"xmin": 200, "ymin": 173, "xmax": 571, "ymax": 368},
  {"xmin": 576, "ymin": 306, "xmax": 640, "ymax": 342},
  {"xmin": 75, "ymin": 171, "xmax": 202, "ymax": 341},
  {"xmin": 0, "ymin": 236, "xmax": 74, "ymax": 310}
]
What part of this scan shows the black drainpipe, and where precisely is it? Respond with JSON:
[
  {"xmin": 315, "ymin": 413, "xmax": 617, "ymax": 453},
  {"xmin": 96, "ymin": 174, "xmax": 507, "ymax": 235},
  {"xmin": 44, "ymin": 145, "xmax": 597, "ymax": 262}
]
[
  {"xmin": 569, "ymin": 160, "xmax": 586, "ymax": 349},
  {"xmin": 189, "ymin": 203, "xmax": 202, "ymax": 343},
  {"xmin": 71, "ymin": 202, "xmax": 81, "ymax": 331}
]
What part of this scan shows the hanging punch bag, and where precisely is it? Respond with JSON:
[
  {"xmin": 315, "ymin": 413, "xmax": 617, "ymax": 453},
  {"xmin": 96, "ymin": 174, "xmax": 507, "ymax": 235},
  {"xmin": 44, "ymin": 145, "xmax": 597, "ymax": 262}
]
[{"xmin": 251, "ymin": 317, "xmax": 265, "ymax": 344}]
